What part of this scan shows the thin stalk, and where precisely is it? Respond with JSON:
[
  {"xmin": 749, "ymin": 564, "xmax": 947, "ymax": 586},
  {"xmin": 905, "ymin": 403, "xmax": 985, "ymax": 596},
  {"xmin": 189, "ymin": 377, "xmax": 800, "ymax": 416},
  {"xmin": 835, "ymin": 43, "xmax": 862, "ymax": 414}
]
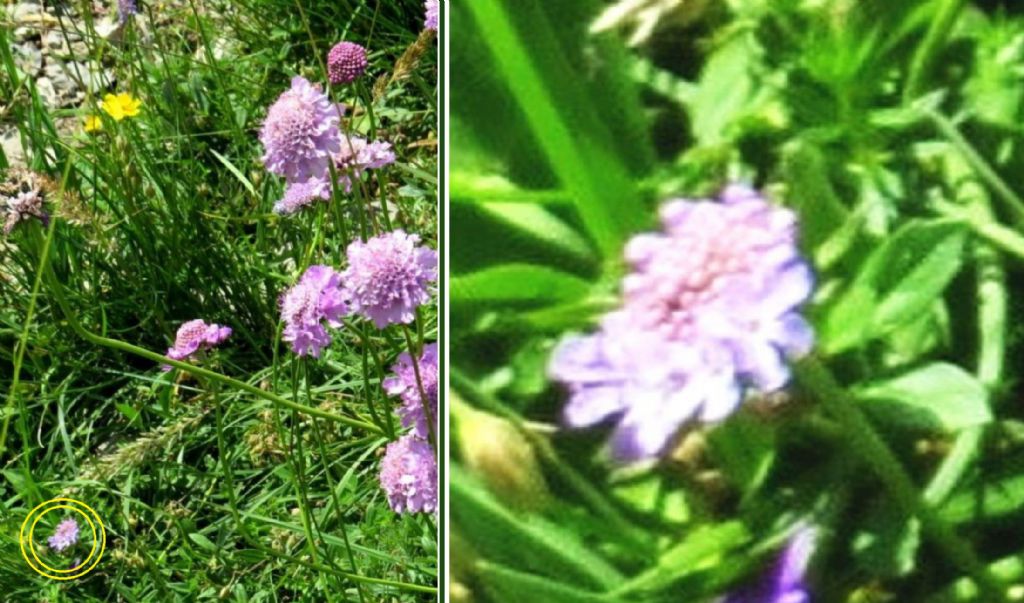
[
  {"xmin": 904, "ymin": 0, "xmax": 966, "ymax": 103},
  {"xmin": 795, "ymin": 357, "xmax": 1006, "ymax": 601},
  {"xmin": 401, "ymin": 325, "xmax": 436, "ymax": 451},
  {"xmin": 926, "ymin": 109, "xmax": 1024, "ymax": 225}
]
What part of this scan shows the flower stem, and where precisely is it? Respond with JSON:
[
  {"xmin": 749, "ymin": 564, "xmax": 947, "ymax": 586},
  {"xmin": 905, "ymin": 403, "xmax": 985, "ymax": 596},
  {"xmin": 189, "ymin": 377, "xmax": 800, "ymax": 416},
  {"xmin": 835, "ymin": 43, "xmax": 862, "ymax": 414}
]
[
  {"xmin": 41, "ymin": 261, "xmax": 382, "ymax": 435},
  {"xmin": 795, "ymin": 357, "xmax": 1006, "ymax": 601},
  {"xmin": 402, "ymin": 325, "xmax": 437, "ymax": 451}
]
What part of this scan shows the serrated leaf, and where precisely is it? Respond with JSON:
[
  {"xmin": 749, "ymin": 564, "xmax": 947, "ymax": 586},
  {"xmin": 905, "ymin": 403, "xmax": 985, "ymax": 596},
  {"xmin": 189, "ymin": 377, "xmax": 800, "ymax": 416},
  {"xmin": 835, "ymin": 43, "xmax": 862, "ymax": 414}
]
[{"xmin": 854, "ymin": 363, "xmax": 991, "ymax": 432}]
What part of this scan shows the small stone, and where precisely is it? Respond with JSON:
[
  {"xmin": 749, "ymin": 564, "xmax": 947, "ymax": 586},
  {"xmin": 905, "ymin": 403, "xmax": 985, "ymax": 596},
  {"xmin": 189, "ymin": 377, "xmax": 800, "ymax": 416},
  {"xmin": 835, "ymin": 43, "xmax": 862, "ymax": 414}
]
[
  {"xmin": 1, "ymin": 128, "xmax": 27, "ymax": 168},
  {"xmin": 34, "ymin": 76, "xmax": 58, "ymax": 109},
  {"xmin": 11, "ymin": 44, "xmax": 42, "ymax": 76}
]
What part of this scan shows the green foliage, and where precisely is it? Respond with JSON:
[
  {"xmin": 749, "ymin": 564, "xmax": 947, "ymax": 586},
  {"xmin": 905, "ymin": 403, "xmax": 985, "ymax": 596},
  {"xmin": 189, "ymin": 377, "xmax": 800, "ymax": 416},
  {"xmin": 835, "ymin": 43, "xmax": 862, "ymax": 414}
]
[
  {"xmin": 1, "ymin": 0, "xmax": 436, "ymax": 600},
  {"xmin": 451, "ymin": 0, "xmax": 1024, "ymax": 601}
]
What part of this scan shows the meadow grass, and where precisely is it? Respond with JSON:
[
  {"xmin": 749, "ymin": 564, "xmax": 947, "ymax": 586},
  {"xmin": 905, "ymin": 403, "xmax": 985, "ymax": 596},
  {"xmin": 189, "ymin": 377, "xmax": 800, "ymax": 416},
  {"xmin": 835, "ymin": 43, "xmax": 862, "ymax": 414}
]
[{"xmin": 1, "ymin": 0, "xmax": 438, "ymax": 600}]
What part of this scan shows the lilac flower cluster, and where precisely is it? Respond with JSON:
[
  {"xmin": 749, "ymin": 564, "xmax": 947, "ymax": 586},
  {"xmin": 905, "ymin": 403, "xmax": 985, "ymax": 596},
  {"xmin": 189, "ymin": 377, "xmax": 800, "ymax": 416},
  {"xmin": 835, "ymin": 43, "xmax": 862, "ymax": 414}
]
[
  {"xmin": 379, "ymin": 342, "xmax": 438, "ymax": 514},
  {"xmin": 2, "ymin": 169, "xmax": 51, "ymax": 236},
  {"xmin": 384, "ymin": 343, "xmax": 438, "ymax": 440},
  {"xmin": 549, "ymin": 184, "xmax": 814, "ymax": 461},
  {"xmin": 724, "ymin": 527, "xmax": 815, "ymax": 603},
  {"xmin": 424, "ymin": 0, "xmax": 439, "ymax": 31},
  {"xmin": 379, "ymin": 433, "xmax": 437, "ymax": 514},
  {"xmin": 48, "ymin": 518, "xmax": 80, "ymax": 553},
  {"xmin": 163, "ymin": 319, "xmax": 232, "ymax": 370},
  {"xmin": 327, "ymin": 42, "xmax": 368, "ymax": 85},
  {"xmin": 260, "ymin": 65, "xmax": 395, "ymax": 216},
  {"xmin": 343, "ymin": 230, "xmax": 437, "ymax": 328},
  {"xmin": 278, "ymin": 233, "xmax": 437, "ymax": 355},
  {"xmin": 118, "ymin": 0, "xmax": 138, "ymax": 24},
  {"xmin": 279, "ymin": 265, "xmax": 348, "ymax": 357}
]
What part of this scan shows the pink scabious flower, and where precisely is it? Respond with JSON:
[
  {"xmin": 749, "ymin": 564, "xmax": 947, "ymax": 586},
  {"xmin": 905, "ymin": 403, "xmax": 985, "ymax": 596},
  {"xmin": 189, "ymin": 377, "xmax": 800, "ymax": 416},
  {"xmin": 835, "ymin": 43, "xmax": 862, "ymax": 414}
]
[
  {"xmin": 280, "ymin": 265, "xmax": 348, "ymax": 357},
  {"xmin": 48, "ymin": 518, "xmax": 80, "ymax": 552},
  {"xmin": 343, "ymin": 230, "xmax": 437, "ymax": 329},
  {"xmin": 273, "ymin": 176, "xmax": 331, "ymax": 215},
  {"xmin": 424, "ymin": 0, "xmax": 439, "ymax": 31},
  {"xmin": 327, "ymin": 42, "xmax": 369, "ymax": 85},
  {"xmin": 332, "ymin": 136, "xmax": 396, "ymax": 192},
  {"xmin": 548, "ymin": 184, "xmax": 814, "ymax": 461},
  {"xmin": 379, "ymin": 433, "xmax": 437, "ymax": 514},
  {"xmin": 259, "ymin": 76, "xmax": 342, "ymax": 183},
  {"xmin": 163, "ymin": 319, "xmax": 231, "ymax": 370},
  {"xmin": 384, "ymin": 343, "xmax": 438, "ymax": 440}
]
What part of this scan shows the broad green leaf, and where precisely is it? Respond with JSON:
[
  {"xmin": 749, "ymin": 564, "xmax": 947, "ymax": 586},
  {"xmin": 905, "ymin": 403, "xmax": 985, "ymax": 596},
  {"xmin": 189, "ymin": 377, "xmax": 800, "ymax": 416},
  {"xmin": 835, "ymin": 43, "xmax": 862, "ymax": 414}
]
[
  {"xmin": 941, "ymin": 470, "xmax": 1024, "ymax": 524},
  {"xmin": 451, "ymin": 264, "xmax": 591, "ymax": 306},
  {"xmin": 854, "ymin": 363, "xmax": 991, "ymax": 433},
  {"xmin": 451, "ymin": 466, "xmax": 624, "ymax": 590},
  {"xmin": 822, "ymin": 219, "xmax": 967, "ymax": 353},
  {"xmin": 476, "ymin": 561, "xmax": 628, "ymax": 603},
  {"xmin": 189, "ymin": 532, "xmax": 218, "ymax": 552},
  {"xmin": 616, "ymin": 521, "xmax": 750, "ymax": 595}
]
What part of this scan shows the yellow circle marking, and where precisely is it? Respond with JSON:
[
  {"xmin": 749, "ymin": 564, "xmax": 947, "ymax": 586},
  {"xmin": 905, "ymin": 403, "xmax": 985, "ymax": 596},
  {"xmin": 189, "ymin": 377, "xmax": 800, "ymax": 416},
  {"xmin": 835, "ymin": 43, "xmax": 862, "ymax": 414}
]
[
  {"xmin": 29, "ymin": 504, "xmax": 97, "ymax": 573},
  {"xmin": 19, "ymin": 497, "xmax": 106, "ymax": 580}
]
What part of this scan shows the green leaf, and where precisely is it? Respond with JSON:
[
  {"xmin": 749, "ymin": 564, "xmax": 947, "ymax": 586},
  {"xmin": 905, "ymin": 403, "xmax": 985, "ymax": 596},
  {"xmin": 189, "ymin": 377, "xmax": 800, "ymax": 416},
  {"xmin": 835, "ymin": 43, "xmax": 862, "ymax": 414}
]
[
  {"xmin": 478, "ymin": 202, "xmax": 596, "ymax": 264},
  {"xmin": 451, "ymin": 466, "xmax": 625, "ymax": 590},
  {"xmin": 821, "ymin": 219, "xmax": 967, "ymax": 353},
  {"xmin": 707, "ymin": 414, "xmax": 776, "ymax": 502},
  {"xmin": 476, "ymin": 561, "xmax": 629, "ymax": 603},
  {"xmin": 451, "ymin": 264, "xmax": 592, "ymax": 307},
  {"xmin": 852, "ymin": 501, "xmax": 920, "ymax": 578},
  {"xmin": 189, "ymin": 532, "xmax": 218, "ymax": 552},
  {"xmin": 615, "ymin": 521, "xmax": 750, "ymax": 595},
  {"xmin": 854, "ymin": 363, "xmax": 991, "ymax": 433}
]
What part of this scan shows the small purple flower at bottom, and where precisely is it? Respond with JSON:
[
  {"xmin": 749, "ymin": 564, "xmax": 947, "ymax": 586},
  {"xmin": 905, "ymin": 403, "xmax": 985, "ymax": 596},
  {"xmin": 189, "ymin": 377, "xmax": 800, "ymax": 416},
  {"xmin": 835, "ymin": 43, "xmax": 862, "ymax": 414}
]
[
  {"xmin": 280, "ymin": 265, "xmax": 348, "ymax": 357},
  {"xmin": 424, "ymin": 0, "xmax": 439, "ymax": 31},
  {"xmin": 383, "ymin": 343, "xmax": 438, "ymax": 440},
  {"xmin": 379, "ymin": 434, "xmax": 437, "ymax": 514},
  {"xmin": 48, "ymin": 518, "xmax": 80, "ymax": 552},
  {"xmin": 722, "ymin": 527, "xmax": 815, "ymax": 603},
  {"xmin": 163, "ymin": 319, "xmax": 231, "ymax": 370},
  {"xmin": 342, "ymin": 230, "xmax": 437, "ymax": 328},
  {"xmin": 3, "ymin": 190, "xmax": 50, "ymax": 235}
]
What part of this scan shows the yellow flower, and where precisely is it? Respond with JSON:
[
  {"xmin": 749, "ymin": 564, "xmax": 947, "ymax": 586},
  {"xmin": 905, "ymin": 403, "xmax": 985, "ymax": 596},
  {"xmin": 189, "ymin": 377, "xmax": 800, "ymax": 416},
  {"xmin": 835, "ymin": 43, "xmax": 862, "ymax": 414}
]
[
  {"xmin": 84, "ymin": 115, "xmax": 103, "ymax": 132},
  {"xmin": 100, "ymin": 93, "xmax": 141, "ymax": 121}
]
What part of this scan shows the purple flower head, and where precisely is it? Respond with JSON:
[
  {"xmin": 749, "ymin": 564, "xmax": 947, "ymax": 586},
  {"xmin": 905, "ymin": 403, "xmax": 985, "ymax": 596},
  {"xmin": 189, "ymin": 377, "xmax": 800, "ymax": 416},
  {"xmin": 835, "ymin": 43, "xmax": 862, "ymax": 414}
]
[
  {"xmin": 3, "ymin": 189, "xmax": 50, "ymax": 235},
  {"xmin": 724, "ymin": 526, "xmax": 815, "ymax": 603},
  {"xmin": 273, "ymin": 176, "xmax": 331, "ymax": 215},
  {"xmin": 379, "ymin": 433, "xmax": 437, "ymax": 514},
  {"xmin": 48, "ymin": 518, "xmax": 80, "ymax": 553},
  {"xmin": 331, "ymin": 136, "xmax": 396, "ymax": 192},
  {"xmin": 118, "ymin": 0, "xmax": 138, "ymax": 24},
  {"xmin": 342, "ymin": 230, "xmax": 437, "ymax": 329},
  {"xmin": 163, "ymin": 319, "xmax": 231, "ymax": 370},
  {"xmin": 327, "ymin": 42, "xmax": 369, "ymax": 85},
  {"xmin": 280, "ymin": 265, "xmax": 348, "ymax": 357},
  {"xmin": 260, "ymin": 76, "xmax": 342, "ymax": 183},
  {"xmin": 549, "ymin": 184, "xmax": 814, "ymax": 461},
  {"xmin": 424, "ymin": 0, "xmax": 439, "ymax": 31},
  {"xmin": 384, "ymin": 343, "xmax": 438, "ymax": 439}
]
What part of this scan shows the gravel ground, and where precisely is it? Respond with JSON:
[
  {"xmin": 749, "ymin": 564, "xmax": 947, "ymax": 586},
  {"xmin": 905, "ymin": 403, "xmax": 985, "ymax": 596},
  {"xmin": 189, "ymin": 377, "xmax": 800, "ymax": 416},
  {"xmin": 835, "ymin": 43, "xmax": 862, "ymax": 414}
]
[{"xmin": 2, "ymin": 1, "xmax": 127, "ymax": 167}]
